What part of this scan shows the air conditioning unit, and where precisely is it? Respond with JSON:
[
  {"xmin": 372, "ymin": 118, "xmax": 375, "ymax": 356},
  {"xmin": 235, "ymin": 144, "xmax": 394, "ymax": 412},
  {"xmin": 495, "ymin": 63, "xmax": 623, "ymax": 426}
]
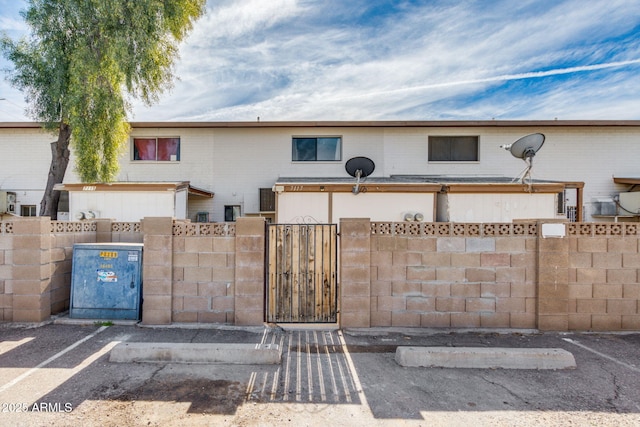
[
  {"xmin": 0, "ymin": 191, "xmax": 17, "ymax": 214},
  {"xmin": 591, "ymin": 197, "xmax": 617, "ymax": 216}
]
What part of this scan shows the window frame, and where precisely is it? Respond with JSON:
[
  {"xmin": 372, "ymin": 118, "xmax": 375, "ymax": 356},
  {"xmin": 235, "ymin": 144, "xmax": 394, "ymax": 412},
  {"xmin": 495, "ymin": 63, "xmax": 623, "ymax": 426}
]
[
  {"xmin": 132, "ymin": 137, "xmax": 181, "ymax": 162},
  {"xmin": 291, "ymin": 136, "xmax": 342, "ymax": 162},
  {"xmin": 224, "ymin": 205, "xmax": 241, "ymax": 222},
  {"xmin": 21, "ymin": 205, "xmax": 37, "ymax": 217},
  {"xmin": 428, "ymin": 135, "xmax": 480, "ymax": 162}
]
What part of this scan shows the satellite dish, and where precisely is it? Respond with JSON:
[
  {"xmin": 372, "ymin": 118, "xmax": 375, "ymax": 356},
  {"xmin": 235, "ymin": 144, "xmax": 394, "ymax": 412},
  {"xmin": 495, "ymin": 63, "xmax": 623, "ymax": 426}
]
[
  {"xmin": 345, "ymin": 157, "xmax": 375, "ymax": 194},
  {"xmin": 500, "ymin": 133, "xmax": 545, "ymax": 185},
  {"xmin": 345, "ymin": 157, "xmax": 375, "ymax": 178},
  {"xmin": 502, "ymin": 133, "xmax": 545, "ymax": 160}
]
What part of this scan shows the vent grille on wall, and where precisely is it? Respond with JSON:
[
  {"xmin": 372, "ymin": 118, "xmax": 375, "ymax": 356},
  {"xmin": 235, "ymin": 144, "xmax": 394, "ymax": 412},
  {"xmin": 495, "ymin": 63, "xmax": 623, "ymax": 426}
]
[{"xmin": 260, "ymin": 188, "xmax": 276, "ymax": 212}]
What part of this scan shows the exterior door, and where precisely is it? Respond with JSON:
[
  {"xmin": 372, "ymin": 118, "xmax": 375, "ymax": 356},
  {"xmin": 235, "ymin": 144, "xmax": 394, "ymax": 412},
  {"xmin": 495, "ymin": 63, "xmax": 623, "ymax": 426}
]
[{"xmin": 266, "ymin": 223, "xmax": 338, "ymax": 323}]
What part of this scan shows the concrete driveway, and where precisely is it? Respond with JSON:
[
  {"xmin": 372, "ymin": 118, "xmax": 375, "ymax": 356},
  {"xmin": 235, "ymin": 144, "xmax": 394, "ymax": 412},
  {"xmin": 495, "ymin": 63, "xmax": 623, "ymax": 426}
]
[{"xmin": 0, "ymin": 322, "xmax": 639, "ymax": 426}]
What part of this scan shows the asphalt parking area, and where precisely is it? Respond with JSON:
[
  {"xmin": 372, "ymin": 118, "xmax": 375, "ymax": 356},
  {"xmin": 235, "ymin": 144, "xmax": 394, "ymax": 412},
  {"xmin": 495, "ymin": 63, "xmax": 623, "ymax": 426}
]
[{"xmin": 0, "ymin": 323, "xmax": 639, "ymax": 426}]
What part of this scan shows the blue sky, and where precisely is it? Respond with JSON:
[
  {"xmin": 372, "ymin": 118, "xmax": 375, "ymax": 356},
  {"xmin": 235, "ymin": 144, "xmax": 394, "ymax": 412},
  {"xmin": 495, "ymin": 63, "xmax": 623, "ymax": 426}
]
[{"xmin": 1, "ymin": 0, "xmax": 640, "ymax": 122}]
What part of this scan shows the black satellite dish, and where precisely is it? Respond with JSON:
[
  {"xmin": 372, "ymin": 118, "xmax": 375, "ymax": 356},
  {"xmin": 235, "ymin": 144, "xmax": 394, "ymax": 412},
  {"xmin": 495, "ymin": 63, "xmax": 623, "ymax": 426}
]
[
  {"xmin": 345, "ymin": 157, "xmax": 375, "ymax": 194},
  {"xmin": 500, "ymin": 133, "xmax": 545, "ymax": 185}
]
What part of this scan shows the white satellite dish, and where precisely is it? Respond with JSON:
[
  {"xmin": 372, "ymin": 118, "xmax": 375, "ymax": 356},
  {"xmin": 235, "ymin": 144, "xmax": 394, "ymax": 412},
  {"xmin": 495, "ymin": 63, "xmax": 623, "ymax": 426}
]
[{"xmin": 500, "ymin": 133, "xmax": 545, "ymax": 185}]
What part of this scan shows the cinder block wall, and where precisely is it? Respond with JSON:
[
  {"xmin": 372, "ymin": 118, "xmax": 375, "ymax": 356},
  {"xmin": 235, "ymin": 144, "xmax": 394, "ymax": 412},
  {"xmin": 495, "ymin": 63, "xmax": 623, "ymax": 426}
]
[
  {"xmin": 233, "ymin": 218, "xmax": 266, "ymax": 326},
  {"xmin": 0, "ymin": 222, "xmax": 13, "ymax": 321},
  {"xmin": 567, "ymin": 223, "xmax": 640, "ymax": 330},
  {"xmin": 171, "ymin": 221, "xmax": 236, "ymax": 323},
  {"xmin": 368, "ymin": 222, "xmax": 537, "ymax": 329},
  {"xmin": 2, "ymin": 218, "xmax": 639, "ymax": 332},
  {"xmin": 11, "ymin": 217, "xmax": 52, "ymax": 322},
  {"xmin": 110, "ymin": 221, "xmax": 143, "ymax": 243},
  {"xmin": 340, "ymin": 218, "xmax": 371, "ymax": 327}
]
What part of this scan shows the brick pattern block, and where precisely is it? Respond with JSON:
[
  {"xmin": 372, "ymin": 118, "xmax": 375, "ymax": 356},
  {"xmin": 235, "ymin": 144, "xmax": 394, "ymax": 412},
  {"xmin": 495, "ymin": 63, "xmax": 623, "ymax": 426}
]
[{"xmin": 370, "ymin": 232, "xmax": 537, "ymax": 329}]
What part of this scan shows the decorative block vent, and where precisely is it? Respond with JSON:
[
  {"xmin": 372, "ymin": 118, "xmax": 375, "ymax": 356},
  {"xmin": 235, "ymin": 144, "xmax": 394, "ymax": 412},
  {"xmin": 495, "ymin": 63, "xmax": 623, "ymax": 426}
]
[
  {"xmin": 567, "ymin": 223, "xmax": 639, "ymax": 236},
  {"xmin": 172, "ymin": 221, "xmax": 235, "ymax": 237},
  {"xmin": 51, "ymin": 221, "xmax": 96, "ymax": 233},
  {"xmin": 371, "ymin": 222, "xmax": 538, "ymax": 237}
]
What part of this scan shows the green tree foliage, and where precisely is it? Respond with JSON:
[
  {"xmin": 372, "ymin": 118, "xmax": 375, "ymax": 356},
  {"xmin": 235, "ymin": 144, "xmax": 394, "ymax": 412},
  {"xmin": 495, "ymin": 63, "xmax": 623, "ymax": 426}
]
[{"xmin": 1, "ymin": 0, "xmax": 206, "ymax": 216}]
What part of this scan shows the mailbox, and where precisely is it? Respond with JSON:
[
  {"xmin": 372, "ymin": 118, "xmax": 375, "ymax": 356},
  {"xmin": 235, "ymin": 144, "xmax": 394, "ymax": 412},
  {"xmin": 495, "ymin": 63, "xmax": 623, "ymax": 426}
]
[{"xmin": 70, "ymin": 243, "xmax": 143, "ymax": 320}]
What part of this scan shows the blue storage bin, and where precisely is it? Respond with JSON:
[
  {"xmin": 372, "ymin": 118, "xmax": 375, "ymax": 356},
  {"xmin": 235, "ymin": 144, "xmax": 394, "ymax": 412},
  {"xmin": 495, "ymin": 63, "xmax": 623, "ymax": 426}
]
[{"xmin": 70, "ymin": 243, "xmax": 143, "ymax": 320}]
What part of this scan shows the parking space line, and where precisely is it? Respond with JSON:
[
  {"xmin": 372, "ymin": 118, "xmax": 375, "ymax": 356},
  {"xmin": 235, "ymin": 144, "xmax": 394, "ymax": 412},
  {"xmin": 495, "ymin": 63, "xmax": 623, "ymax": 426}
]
[
  {"xmin": 0, "ymin": 326, "xmax": 108, "ymax": 393},
  {"xmin": 563, "ymin": 338, "xmax": 640, "ymax": 373}
]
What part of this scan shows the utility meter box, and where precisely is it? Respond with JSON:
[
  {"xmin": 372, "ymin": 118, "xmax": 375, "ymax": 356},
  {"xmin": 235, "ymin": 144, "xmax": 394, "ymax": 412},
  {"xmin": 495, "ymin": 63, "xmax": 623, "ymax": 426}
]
[{"xmin": 70, "ymin": 243, "xmax": 143, "ymax": 320}]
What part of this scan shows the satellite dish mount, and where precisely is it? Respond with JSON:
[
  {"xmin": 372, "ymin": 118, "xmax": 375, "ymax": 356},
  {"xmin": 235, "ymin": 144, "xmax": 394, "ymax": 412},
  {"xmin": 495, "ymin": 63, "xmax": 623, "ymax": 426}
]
[
  {"xmin": 500, "ymin": 133, "xmax": 545, "ymax": 187},
  {"xmin": 345, "ymin": 157, "xmax": 375, "ymax": 195}
]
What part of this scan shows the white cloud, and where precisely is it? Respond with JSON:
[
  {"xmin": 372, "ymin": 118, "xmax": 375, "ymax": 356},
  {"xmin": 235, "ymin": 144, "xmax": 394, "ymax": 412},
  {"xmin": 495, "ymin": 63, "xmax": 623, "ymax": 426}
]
[
  {"xmin": 160, "ymin": 0, "xmax": 638, "ymax": 121},
  {"xmin": 3, "ymin": 0, "xmax": 640, "ymax": 122},
  {"xmin": 191, "ymin": 0, "xmax": 304, "ymax": 41}
]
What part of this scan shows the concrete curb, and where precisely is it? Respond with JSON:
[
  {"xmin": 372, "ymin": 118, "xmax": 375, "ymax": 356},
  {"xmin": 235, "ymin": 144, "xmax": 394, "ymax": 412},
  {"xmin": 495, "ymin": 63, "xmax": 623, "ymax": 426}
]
[
  {"xmin": 395, "ymin": 346, "xmax": 576, "ymax": 370},
  {"xmin": 54, "ymin": 317, "xmax": 139, "ymax": 326},
  {"xmin": 109, "ymin": 342, "xmax": 281, "ymax": 365}
]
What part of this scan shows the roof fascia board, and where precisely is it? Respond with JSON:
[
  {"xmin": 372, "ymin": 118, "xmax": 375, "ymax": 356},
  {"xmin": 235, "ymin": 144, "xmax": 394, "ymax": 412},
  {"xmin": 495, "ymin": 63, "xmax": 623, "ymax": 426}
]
[
  {"xmin": 445, "ymin": 183, "xmax": 566, "ymax": 193},
  {"xmin": 4, "ymin": 120, "xmax": 640, "ymax": 129},
  {"xmin": 54, "ymin": 182, "xmax": 190, "ymax": 192},
  {"xmin": 126, "ymin": 120, "xmax": 640, "ymax": 129},
  {"xmin": 278, "ymin": 183, "xmax": 442, "ymax": 193}
]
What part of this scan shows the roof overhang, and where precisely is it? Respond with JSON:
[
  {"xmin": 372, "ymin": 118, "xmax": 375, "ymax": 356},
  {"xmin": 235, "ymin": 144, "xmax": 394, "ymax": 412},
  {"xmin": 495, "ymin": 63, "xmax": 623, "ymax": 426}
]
[
  {"xmin": 613, "ymin": 177, "xmax": 640, "ymax": 186},
  {"xmin": 53, "ymin": 182, "xmax": 214, "ymax": 198},
  {"xmin": 274, "ymin": 176, "xmax": 581, "ymax": 194},
  {"xmin": 128, "ymin": 120, "xmax": 640, "ymax": 128},
  {"xmin": 444, "ymin": 183, "xmax": 566, "ymax": 193},
  {"xmin": 4, "ymin": 120, "xmax": 640, "ymax": 129},
  {"xmin": 274, "ymin": 178, "xmax": 441, "ymax": 193},
  {"xmin": 187, "ymin": 185, "xmax": 215, "ymax": 198}
]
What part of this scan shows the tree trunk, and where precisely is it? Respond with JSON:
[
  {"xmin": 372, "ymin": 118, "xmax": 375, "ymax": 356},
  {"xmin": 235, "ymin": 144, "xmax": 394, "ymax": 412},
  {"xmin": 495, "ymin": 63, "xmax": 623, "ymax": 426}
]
[{"xmin": 39, "ymin": 122, "xmax": 71, "ymax": 219}]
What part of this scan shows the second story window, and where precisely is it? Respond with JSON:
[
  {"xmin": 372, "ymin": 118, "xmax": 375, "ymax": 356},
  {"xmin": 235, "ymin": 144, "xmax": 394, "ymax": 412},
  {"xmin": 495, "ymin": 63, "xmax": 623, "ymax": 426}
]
[
  {"xmin": 133, "ymin": 137, "xmax": 180, "ymax": 161},
  {"xmin": 428, "ymin": 136, "xmax": 479, "ymax": 161},
  {"xmin": 292, "ymin": 137, "xmax": 341, "ymax": 161}
]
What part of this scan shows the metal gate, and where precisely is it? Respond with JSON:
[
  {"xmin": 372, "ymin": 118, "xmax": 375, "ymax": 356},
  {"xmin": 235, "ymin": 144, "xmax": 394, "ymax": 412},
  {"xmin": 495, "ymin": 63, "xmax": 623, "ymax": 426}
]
[{"xmin": 266, "ymin": 223, "xmax": 338, "ymax": 323}]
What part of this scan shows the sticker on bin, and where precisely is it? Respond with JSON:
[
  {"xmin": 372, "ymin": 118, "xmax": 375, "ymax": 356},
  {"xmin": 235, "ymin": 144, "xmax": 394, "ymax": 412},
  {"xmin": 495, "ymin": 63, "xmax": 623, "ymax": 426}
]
[
  {"xmin": 128, "ymin": 251, "xmax": 139, "ymax": 262},
  {"xmin": 97, "ymin": 270, "xmax": 118, "ymax": 282},
  {"xmin": 100, "ymin": 251, "xmax": 118, "ymax": 259}
]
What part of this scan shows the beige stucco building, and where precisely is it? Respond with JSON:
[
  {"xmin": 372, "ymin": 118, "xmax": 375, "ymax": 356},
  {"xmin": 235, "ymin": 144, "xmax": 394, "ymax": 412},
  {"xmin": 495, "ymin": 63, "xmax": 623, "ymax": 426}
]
[{"xmin": 1, "ymin": 120, "xmax": 639, "ymax": 223}]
